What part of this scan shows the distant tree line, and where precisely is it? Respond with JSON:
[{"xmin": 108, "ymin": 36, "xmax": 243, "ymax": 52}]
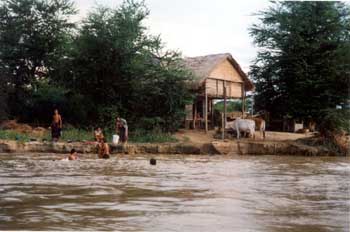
[
  {"xmin": 0, "ymin": 0, "xmax": 193, "ymax": 132},
  {"xmin": 250, "ymin": 1, "xmax": 350, "ymax": 134}
]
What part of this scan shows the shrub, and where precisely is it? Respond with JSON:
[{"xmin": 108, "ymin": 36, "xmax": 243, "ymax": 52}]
[
  {"xmin": 21, "ymin": 81, "xmax": 68, "ymax": 124},
  {"xmin": 96, "ymin": 106, "xmax": 124, "ymax": 131},
  {"xmin": 135, "ymin": 117, "xmax": 164, "ymax": 131},
  {"xmin": 319, "ymin": 109, "xmax": 350, "ymax": 135},
  {"xmin": 318, "ymin": 108, "xmax": 350, "ymax": 155}
]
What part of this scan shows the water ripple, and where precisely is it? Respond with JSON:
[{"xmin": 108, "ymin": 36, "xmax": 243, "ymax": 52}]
[{"xmin": 0, "ymin": 153, "xmax": 349, "ymax": 231}]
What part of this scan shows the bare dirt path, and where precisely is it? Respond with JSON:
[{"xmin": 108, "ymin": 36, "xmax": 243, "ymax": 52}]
[{"xmin": 174, "ymin": 129, "xmax": 315, "ymax": 143}]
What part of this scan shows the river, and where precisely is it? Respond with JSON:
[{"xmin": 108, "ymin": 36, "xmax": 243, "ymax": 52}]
[{"xmin": 0, "ymin": 153, "xmax": 349, "ymax": 231}]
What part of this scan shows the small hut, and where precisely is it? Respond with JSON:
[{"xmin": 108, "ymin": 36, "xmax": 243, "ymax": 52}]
[{"xmin": 183, "ymin": 53, "xmax": 254, "ymax": 131}]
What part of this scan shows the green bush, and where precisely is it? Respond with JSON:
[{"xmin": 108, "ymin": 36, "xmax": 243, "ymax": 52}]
[
  {"xmin": 319, "ymin": 109, "xmax": 350, "ymax": 135},
  {"xmin": 22, "ymin": 81, "xmax": 68, "ymax": 124},
  {"xmin": 135, "ymin": 117, "xmax": 164, "ymax": 131},
  {"xmin": 96, "ymin": 106, "xmax": 123, "ymax": 131},
  {"xmin": 20, "ymin": 81, "xmax": 96, "ymax": 127},
  {"xmin": 214, "ymin": 98, "xmax": 252, "ymax": 113},
  {"xmin": 0, "ymin": 78, "xmax": 9, "ymax": 121}
]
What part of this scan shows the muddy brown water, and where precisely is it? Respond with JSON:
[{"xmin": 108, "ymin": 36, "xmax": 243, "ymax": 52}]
[{"xmin": 0, "ymin": 153, "xmax": 349, "ymax": 231}]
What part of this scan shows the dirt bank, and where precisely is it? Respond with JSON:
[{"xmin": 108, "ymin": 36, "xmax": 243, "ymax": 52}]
[
  {"xmin": 0, "ymin": 138, "xmax": 340, "ymax": 156},
  {"xmin": 172, "ymin": 129, "xmax": 343, "ymax": 156},
  {"xmin": 0, "ymin": 127, "xmax": 343, "ymax": 156},
  {"xmin": 211, "ymin": 140, "xmax": 337, "ymax": 156},
  {"xmin": 0, "ymin": 120, "xmax": 48, "ymax": 137},
  {"xmin": 0, "ymin": 140, "xmax": 208, "ymax": 155}
]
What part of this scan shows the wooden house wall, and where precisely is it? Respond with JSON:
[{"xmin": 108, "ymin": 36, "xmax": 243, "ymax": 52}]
[
  {"xmin": 202, "ymin": 58, "xmax": 244, "ymax": 98},
  {"xmin": 205, "ymin": 79, "xmax": 242, "ymax": 98},
  {"xmin": 208, "ymin": 59, "xmax": 243, "ymax": 83},
  {"xmin": 206, "ymin": 78, "xmax": 218, "ymax": 96},
  {"xmin": 226, "ymin": 82, "xmax": 243, "ymax": 98}
]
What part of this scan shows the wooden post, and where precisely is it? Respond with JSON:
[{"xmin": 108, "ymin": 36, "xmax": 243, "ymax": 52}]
[
  {"xmin": 216, "ymin": 79, "xmax": 219, "ymax": 97},
  {"xmin": 205, "ymin": 86, "xmax": 208, "ymax": 133},
  {"xmin": 221, "ymin": 112, "xmax": 224, "ymax": 140},
  {"xmin": 211, "ymin": 99, "xmax": 214, "ymax": 128},
  {"xmin": 193, "ymin": 101, "xmax": 197, "ymax": 129},
  {"xmin": 241, "ymin": 83, "xmax": 245, "ymax": 118},
  {"xmin": 223, "ymin": 81, "xmax": 227, "ymax": 139}
]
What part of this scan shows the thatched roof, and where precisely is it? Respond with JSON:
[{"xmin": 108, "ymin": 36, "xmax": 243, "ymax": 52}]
[{"xmin": 183, "ymin": 53, "xmax": 254, "ymax": 91}]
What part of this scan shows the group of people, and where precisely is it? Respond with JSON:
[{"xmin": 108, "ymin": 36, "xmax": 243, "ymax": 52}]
[{"xmin": 52, "ymin": 109, "xmax": 128, "ymax": 160}]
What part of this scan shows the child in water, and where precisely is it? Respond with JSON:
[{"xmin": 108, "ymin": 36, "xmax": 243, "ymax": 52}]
[
  {"xmin": 60, "ymin": 149, "xmax": 78, "ymax": 161},
  {"xmin": 98, "ymin": 138, "xmax": 110, "ymax": 159},
  {"xmin": 94, "ymin": 127, "xmax": 104, "ymax": 142}
]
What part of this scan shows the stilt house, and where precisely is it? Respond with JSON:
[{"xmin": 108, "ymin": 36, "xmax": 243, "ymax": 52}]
[{"xmin": 183, "ymin": 53, "xmax": 255, "ymax": 131}]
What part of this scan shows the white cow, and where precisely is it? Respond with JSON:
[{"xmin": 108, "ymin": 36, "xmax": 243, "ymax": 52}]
[{"xmin": 225, "ymin": 118, "xmax": 256, "ymax": 139}]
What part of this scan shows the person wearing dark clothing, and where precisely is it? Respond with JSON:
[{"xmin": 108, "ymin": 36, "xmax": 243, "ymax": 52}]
[
  {"xmin": 116, "ymin": 117, "xmax": 128, "ymax": 144},
  {"xmin": 51, "ymin": 109, "xmax": 62, "ymax": 141}
]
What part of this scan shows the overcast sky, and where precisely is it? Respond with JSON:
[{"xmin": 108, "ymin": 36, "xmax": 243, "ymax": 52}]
[{"xmin": 74, "ymin": 0, "xmax": 271, "ymax": 72}]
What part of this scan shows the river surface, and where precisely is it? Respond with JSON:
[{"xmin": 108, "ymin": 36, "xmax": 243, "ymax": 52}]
[{"xmin": 0, "ymin": 153, "xmax": 349, "ymax": 231}]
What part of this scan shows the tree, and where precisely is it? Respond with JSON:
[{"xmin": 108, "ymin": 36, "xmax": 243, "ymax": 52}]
[
  {"xmin": 214, "ymin": 98, "xmax": 252, "ymax": 113},
  {"xmin": 0, "ymin": 73, "xmax": 9, "ymax": 120},
  {"xmin": 60, "ymin": 0, "xmax": 193, "ymax": 131},
  {"xmin": 0, "ymin": 0, "xmax": 76, "ymax": 117},
  {"xmin": 249, "ymin": 2, "xmax": 350, "ymax": 122}
]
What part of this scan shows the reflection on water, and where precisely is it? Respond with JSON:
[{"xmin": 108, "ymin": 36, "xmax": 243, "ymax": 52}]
[{"xmin": 0, "ymin": 153, "xmax": 349, "ymax": 231}]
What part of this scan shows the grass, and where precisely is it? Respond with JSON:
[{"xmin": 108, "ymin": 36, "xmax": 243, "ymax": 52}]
[
  {"xmin": 129, "ymin": 130, "xmax": 178, "ymax": 143},
  {"xmin": 0, "ymin": 130, "xmax": 31, "ymax": 142},
  {"xmin": 0, "ymin": 128, "xmax": 94, "ymax": 142},
  {"xmin": 0, "ymin": 128, "xmax": 178, "ymax": 143},
  {"xmin": 61, "ymin": 128, "xmax": 94, "ymax": 141},
  {"xmin": 182, "ymin": 136, "xmax": 190, "ymax": 143}
]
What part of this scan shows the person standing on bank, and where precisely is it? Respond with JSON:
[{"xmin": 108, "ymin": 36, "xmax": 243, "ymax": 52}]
[
  {"xmin": 116, "ymin": 117, "xmax": 128, "ymax": 144},
  {"xmin": 51, "ymin": 109, "xmax": 62, "ymax": 142}
]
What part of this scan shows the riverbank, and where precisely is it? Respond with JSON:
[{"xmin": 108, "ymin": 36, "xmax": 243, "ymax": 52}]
[
  {"xmin": 0, "ymin": 124, "xmax": 346, "ymax": 156},
  {"xmin": 1, "ymin": 120, "xmax": 347, "ymax": 156},
  {"xmin": 0, "ymin": 137, "xmax": 342, "ymax": 156}
]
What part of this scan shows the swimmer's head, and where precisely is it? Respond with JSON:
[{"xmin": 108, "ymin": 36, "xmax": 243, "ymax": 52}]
[
  {"xmin": 150, "ymin": 158, "xmax": 156, "ymax": 165},
  {"xmin": 103, "ymin": 154, "xmax": 110, "ymax": 159}
]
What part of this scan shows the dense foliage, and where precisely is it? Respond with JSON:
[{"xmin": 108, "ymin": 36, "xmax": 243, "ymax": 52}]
[
  {"xmin": 214, "ymin": 98, "xmax": 252, "ymax": 113},
  {"xmin": 0, "ymin": 0, "xmax": 75, "ymax": 118},
  {"xmin": 249, "ymin": 2, "xmax": 350, "ymax": 128},
  {"xmin": 319, "ymin": 109, "xmax": 350, "ymax": 135},
  {"xmin": 0, "ymin": 0, "xmax": 193, "ymax": 132}
]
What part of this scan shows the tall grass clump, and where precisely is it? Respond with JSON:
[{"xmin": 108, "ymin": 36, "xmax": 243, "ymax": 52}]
[
  {"xmin": 130, "ymin": 129, "xmax": 178, "ymax": 143},
  {"xmin": 0, "ymin": 130, "xmax": 30, "ymax": 142}
]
